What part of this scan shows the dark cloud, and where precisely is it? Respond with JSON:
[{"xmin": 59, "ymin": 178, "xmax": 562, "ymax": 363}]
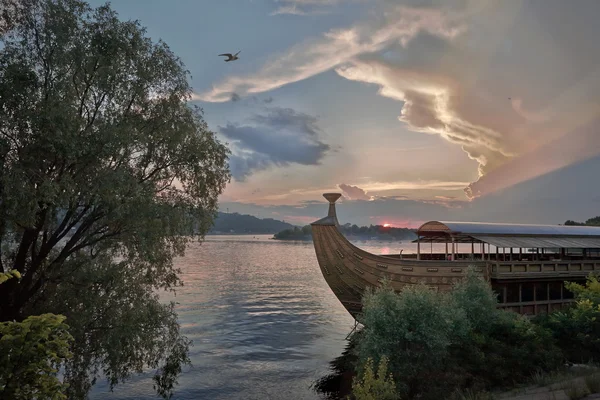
[
  {"xmin": 230, "ymin": 93, "xmax": 241, "ymax": 102},
  {"xmin": 338, "ymin": 183, "xmax": 371, "ymax": 200},
  {"xmin": 250, "ymin": 107, "xmax": 322, "ymax": 136},
  {"xmin": 263, "ymin": 96, "xmax": 274, "ymax": 103},
  {"xmin": 219, "ymin": 107, "xmax": 331, "ymax": 181}
]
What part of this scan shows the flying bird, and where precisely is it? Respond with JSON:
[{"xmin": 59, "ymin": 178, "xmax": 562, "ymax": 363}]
[{"xmin": 219, "ymin": 51, "xmax": 241, "ymax": 62}]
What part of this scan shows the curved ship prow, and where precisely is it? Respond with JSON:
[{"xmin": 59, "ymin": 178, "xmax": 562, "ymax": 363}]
[
  {"xmin": 311, "ymin": 193, "xmax": 600, "ymax": 318},
  {"xmin": 310, "ymin": 193, "xmax": 477, "ymax": 318}
]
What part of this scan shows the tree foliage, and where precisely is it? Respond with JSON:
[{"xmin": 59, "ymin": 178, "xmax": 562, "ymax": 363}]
[
  {"xmin": 536, "ymin": 274, "xmax": 600, "ymax": 363},
  {"xmin": 0, "ymin": 0, "xmax": 230, "ymax": 397},
  {"xmin": 356, "ymin": 268, "xmax": 563, "ymax": 399},
  {"xmin": 0, "ymin": 273, "xmax": 72, "ymax": 400},
  {"xmin": 0, "ymin": 313, "xmax": 73, "ymax": 400},
  {"xmin": 351, "ymin": 356, "xmax": 399, "ymax": 400},
  {"xmin": 0, "ymin": 0, "xmax": 37, "ymax": 36},
  {"xmin": 564, "ymin": 217, "xmax": 600, "ymax": 226}
]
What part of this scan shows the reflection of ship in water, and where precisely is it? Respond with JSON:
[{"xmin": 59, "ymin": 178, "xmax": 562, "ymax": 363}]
[{"xmin": 311, "ymin": 192, "xmax": 600, "ymax": 318}]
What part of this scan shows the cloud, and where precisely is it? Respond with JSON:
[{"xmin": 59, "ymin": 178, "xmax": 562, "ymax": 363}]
[
  {"xmin": 269, "ymin": 0, "xmax": 358, "ymax": 16},
  {"xmin": 230, "ymin": 93, "xmax": 241, "ymax": 102},
  {"xmin": 221, "ymin": 154, "xmax": 600, "ymax": 227},
  {"xmin": 335, "ymin": 57, "xmax": 514, "ymax": 179},
  {"xmin": 338, "ymin": 183, "xmax": 372, "ymax": 200},
  {"xmin": 464, "ymin": 119, "xmax": 600, "ymax": 199},
  {"xmin": 196, "ymin": 4, "xmax": 465, "ymax": 102},
  {"xmin": 270, "ymin": 5, "xmax": 313, "ymax": 16},
  {"xmin": 220, "ymin": 107, "xmax": 331, "ymax": 181},
  {"xmin": 333, "ymin": 1, "xmax": 600, "ymax": 198},
  {"xmin": 205, "ymin": 1, "xmax": 600, "ymax": 201},
  {"xmin": 251, "ymin": 107, "xmax": 322, "ymax": 136}
]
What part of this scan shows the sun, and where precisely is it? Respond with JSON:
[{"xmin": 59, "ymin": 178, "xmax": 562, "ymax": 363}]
[{"xmin": 383, "ymin": 223, "xmax": 391, "ymax": 227}]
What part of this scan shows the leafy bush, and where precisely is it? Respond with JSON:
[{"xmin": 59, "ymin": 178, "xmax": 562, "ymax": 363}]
[
  {"xmin": 0, "ymin": 314, "xmax": 72, "ymax": 399},
  {"xmin": 0, "ymin": 272, "xmax": 73, "ymax": 399},
  {"xmin": 536, "ymin": 274, "xmax": 600, "ymax": 363},
  {"xmin": 356, "ymin": 268, "xmax": 563, "ymax": 399},
  {"xmin": 351, "ymin": 356, "xmax": 399, "ymax": 400}
]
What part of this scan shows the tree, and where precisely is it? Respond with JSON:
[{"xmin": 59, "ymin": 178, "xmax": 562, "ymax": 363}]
[
  {"xmin": 0, "ymin": 0, "xmax": 230, "ymax": 398},
  {"xmin": 585, "ymin": 217, "xmax": 600, "ymax": 226},
  {"xmin": 1, "ymin": 0, "xmax": 37, "ymax": 36}
]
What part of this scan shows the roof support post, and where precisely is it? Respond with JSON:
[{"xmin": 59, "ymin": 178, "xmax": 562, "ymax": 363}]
[
  {"xmin": 520, "ymin": 247, "xmax": 522, "ymax": 261},
  {"xmin": 445, "ymin": 241, "xmax": 448, "ymax": 260},
  {"xmin": 471, "ymin": 241, "xmax": 474, "ymax": 256},
  {"xmin": 482, "ymin": 242, "xmax": 485, "ymax": 260},
  {"xmin": 417, "ymin": 236, "xmax": 421, "ymax": 261},
  {"xmin": 451, "ymin": 236, "xmax": 455, "ymax": 261}
]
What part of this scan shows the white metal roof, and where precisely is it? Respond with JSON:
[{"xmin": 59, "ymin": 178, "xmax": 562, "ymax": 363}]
[
  {"xmin": 418, "ymin": 221, "xmax": 600, "ymax": 237},
  {"xmin": 471, "ymin": 235, "xmax": 600, "ymax": 249}
]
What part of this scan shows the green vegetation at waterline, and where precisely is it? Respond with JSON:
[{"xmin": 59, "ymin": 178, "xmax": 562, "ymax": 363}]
[
  {"xmin": 316, "ymin": 270, "xmax": 600, "ymax": 400},
  {"xmin": 274, "ymin": 223, "xmax": 417, "ymax": 241},
  {"xmin": 354, "ymin": 270, "xmax": 562, "ymax": 399},
  {"xmin": 0, "ymin": 0, "xmax": 230, "ymax": 398}
]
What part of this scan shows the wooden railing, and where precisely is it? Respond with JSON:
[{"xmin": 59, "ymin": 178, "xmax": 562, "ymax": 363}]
[
  {"xmin": 491, "ymin": 260, "xmax": 600, "ymax": 279},
  {"xmin": 498, "ymin": 299, "xmax": 575, "ymax": 316}
]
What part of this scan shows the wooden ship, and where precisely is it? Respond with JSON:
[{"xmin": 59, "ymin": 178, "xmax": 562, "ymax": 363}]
[{"xmin": 311, "ymin": 193, "xmax": 600, "ymax": 318}]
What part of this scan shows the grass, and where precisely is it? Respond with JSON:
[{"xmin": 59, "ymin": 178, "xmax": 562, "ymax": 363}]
[
  {"xmin": 561, "ymin": 379, "xmax": 590, "ymax": 400},
  {"xmin": 584, "ymin": 372, "xmax": 600, "ymax": 393},
  {"xmin": 451, "ymin": 388, "xmax": 495, "ymax": 400},
  {"xmin": 446, "ymin": 366, "xmax": 600, "ymax": 400},
  {"xmin": 531, "ymin": 369, "xmax": 572, "ymax": 387},
  {"xmin": 530, "ymin": 365, "xmax": 600, "ymax": 388}
]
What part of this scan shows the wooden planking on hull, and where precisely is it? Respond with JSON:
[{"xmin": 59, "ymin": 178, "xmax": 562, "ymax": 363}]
[
  {"xmin": 312, "ymin": 225, "xmax": 364, "ymax": 308},
  {"xmin": 310, "ymin": 194, "xmax": 487, "ymax": 317},
  {"xmin": 322, "ymin": 224, "xmax": 465, "ymax": 290}
]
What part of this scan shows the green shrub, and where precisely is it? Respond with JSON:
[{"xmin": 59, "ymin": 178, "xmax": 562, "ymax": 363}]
[
  {"xmin": 535, "ymin": 274, "xmax": 600, "ymax": 363},
  {"xmin": 0, "ymin": 314, "xmax": 73, "ymax": 399},
  {"xmin": 351, "ymin": 356, "xmax": 399, "ymax": 400},
  {"xmin": 356, "ymin": 267, "xmax": 562, "ymax": 399}
]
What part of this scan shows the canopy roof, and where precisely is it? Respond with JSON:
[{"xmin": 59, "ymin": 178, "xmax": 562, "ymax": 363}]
[{"xmin": 415, "ymin": 221, "xmax": 600, "ymax": 248}]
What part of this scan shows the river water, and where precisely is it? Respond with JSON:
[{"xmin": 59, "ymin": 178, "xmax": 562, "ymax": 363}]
[{"xmin": 90, "ymin": 235, "xmax": 430, "ymax": 399}]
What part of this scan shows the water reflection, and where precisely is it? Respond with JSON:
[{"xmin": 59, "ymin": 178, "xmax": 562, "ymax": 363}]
[
  {"xmin": 91, "ymin": 235, "xmax": 365, "ymax": 399},
  {"xmin": 89, "ymin": 236, "xmax": 413, "ymax": 399}
]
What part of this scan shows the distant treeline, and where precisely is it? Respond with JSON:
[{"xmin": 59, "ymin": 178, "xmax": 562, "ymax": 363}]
[
  {"xmin": 273, "ymin": 223, "xmax": 417, "ymax": 241},
  {"xmin": 208, "ymin": 212, "xmax": 296, "ymax": 234},
  {"xmin": 564, "ymin": 216, "xmax": 600, "ymax": 226}
]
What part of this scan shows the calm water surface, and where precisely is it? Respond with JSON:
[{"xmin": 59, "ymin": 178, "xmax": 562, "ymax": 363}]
[{"xmin": 90, "ymin": 235, "xmax": 430, "ymax": 399}]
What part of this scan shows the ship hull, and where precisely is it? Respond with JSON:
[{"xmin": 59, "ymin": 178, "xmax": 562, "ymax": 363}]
[{"xmin": 311, "ymin": 221, "xmax": 487, "ymax": 318}]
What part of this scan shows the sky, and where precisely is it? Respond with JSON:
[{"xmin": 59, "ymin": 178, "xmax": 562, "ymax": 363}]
[{"xmin": 93, "ymin": 0, "xmax": 600, "ymax": 227}]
